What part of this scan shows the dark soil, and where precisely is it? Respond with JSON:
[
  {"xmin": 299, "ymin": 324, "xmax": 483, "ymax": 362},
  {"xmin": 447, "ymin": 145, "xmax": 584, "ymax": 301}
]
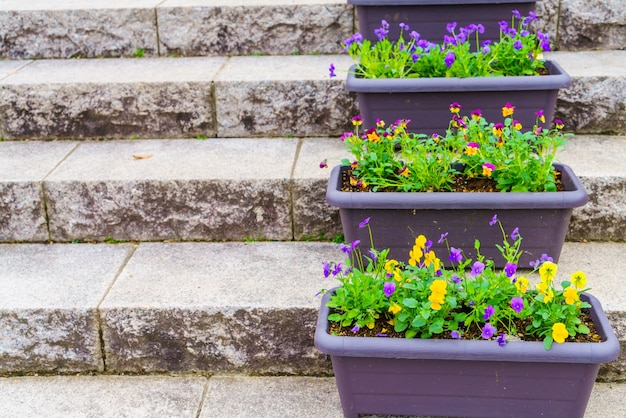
[
  {"xmin": 341, "ymin": 169, "xmax": 565, "ymax": 193},
  {"xmin": 329, "ymin": 310, "xmax": 601, "ymax": 344}
]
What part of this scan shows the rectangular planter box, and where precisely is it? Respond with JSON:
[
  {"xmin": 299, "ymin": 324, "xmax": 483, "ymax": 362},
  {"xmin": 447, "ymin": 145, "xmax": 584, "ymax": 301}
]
[
  {"xmin": 351, "ymin": 0, "xmax": 538, "ymax": 43},
  {"xmin": 315, "ymin": 290, "xmax": 620, "ymax": 418},
  {"xmin": 347, "ymin": 60, "xmax": 571, "ymax": 133},
  {"xmin": 326, "ymin": 163, "xmax": 588, "ymax": 268}
]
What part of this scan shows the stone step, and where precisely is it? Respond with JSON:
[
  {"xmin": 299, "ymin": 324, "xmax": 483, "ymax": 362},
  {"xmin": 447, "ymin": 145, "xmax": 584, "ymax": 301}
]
[
  {"xmin": 0, "ymin": 133, "xmax": 624, "ymax": 243},
  {"xmin": 0, "ymin": 0, "xmax": 623, "ymax": 60},
  {"xmin": 0, "ymin": 375, "xmax": 623, "ymax": 417},
  {"xmin": 0, "ymin": 240, "xmax": 625, "ymax": 382},
  {"xmin": 0, "ymin": 51, "xmax": 624, "ymax": 141}
]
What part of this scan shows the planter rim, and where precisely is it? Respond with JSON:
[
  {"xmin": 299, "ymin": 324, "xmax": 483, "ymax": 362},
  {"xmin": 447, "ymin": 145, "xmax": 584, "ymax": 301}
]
[
  {"xmin": 348, "ymin": 0, "xmax": 536, "ymax": 4},
  {"xmin": 314, "ymin": 288, "xmax": 620, "ymax": 364},
  {"xmin": 326, "ymin": 163, "xmax": 588, "ymax": 209},
  {"xmin": 346, "ymin": 60, "xmax": 571, "ymax": 93}
]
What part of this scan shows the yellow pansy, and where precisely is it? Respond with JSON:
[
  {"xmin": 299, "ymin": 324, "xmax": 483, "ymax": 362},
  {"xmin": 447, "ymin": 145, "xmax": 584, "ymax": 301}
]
[
  {"xmin": 539, "ymin": 261, "xmax": 558, "ymax": 284},
  {"xmin": 552, "ymin": 323, "xmax": 568, "ymax": 343},
  {"xmin": 384, "ymin": 259, "xmax": 399, "ymax": 273},
  {"xmin": 424, "ymin": 250, "xmax": 438, "ymax": 268},
  {"xmin": 429, "ymin": 279, "xmax": 447, "ymax": 294},
  {"xmin": 415, "ymin": 235, "xmax": 427, "ymax": 248},
  {"xmin": 571, "ymin": 271, "xmax": 587, "ymax": 289},
  {"xmin": 388, "ymin": 304, "xmax": 402, "ymax": 315},
  {"xmin": 564, "ymin": 287, "xmax": 579, "ymax": 305},
  {"xmin": 515, "ymin": 276, "xmax": 529, "ymax": 294}
]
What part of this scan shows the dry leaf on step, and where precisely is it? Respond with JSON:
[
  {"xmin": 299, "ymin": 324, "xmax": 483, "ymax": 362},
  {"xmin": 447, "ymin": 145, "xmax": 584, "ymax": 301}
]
[{"xmin": 132, "ymin": 154, "xmax": 153, "ymax": 160}]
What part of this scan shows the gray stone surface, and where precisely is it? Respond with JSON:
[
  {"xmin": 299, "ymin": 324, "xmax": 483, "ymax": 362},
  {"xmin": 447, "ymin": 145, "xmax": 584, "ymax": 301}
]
[
  {"xmin": 0, "ymin": 57, "xmax": 224, "ymax": 140},
  {"xmin": 44, "ymin": 138, "xmax": 295, "ymax": 241},
  {"xmin": 201, "ymin": 376, "xmax": 341, "ymax": 418},
  {"xmin": 0, "ymin": 1, "xmax": 160, "ymax": 59},
  {"xmin": 0, "ymin": 60, "xmax": 32, "ymax": 81},
  {"xmin": 558, "ymin": 135, "xmax": 626, "ymax": 241},
  {"xmin": 292, "ymin": 137, "xmax": 346, "ymax": 240},
  {"xmin": 0, "ymin": 52, "xmax": 624, "ymax": 140},
  {"xmin": 214, "ymin": 55, "xmax": 357, "ymax": 137},
  {"xmin": 534, "ymin": 0, "xmax": 559, "ymax": 44},
  {"xmin": 0, "ymin": 243, "xmax": 132, "ymax": 373},
  {"xmin": 558, "ymin": 0, "xmax": 626, "ymax": 51},
  {"xmin": 0, "ymin": 374, "xmax": 622, "ymax": 418},
  {"xmin": 0, "ymin": 141, "xmax": 76, "ymax": 241},
  {"xmin": 100, "ymin": 241, "xmax": 341, "ymax": 374},
  {"xmin": 0, "ymin": 375, "xmax": 206, "ymax": 417},
  {"xmin": 158, "ymin": 0, "xmax": 352, "ymax": 56},
  {"xmin": 549, "ymin": 51, "xmax": 626, "ymax": 134}
]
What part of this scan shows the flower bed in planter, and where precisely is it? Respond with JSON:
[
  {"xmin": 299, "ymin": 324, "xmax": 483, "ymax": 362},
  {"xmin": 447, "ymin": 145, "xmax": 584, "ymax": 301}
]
[
  {"xmin": 350, "ymin": 0, "xmax": 539, "ymax": 43},
  {"xmin": 315, "ymin": 290, "xmax": 620, "ymax": 418}
]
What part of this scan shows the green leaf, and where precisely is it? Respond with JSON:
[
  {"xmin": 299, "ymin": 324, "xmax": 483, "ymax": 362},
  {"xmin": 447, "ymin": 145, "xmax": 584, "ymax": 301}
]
[
  {"xmin": 405, "ymin": 329, "xmax": 418, "ymax": 339},
  {"xmin": 429, "ymin": 323, "xmax": 444, "ymax": 334},
  {"xmin": 403, "ymin": 298, "xmax": 418, "ymax": 308},
  {"xmin": 328, "ymin": 313, "xmax": 342, "ymax": 322},
  {"xmin": 411, "ymin": 316, "xmax": 427, "ymax": 328},
  {"xmin": 543, "ymin": 335, "xmax": 554, "ymax": 350},
  {"xmin": 578, "ymin": 324, "xmax": 590, "ymax": 334}
]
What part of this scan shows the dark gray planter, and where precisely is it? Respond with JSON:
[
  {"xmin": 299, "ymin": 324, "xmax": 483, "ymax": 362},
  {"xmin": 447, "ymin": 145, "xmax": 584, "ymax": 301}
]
[
  {"xmin": 315, "ymin": 290, "xmax": 620, "ymax": 418},
  {"xmin": 350, "ymin": 0, "xmax": 538, "ymax": 43},
  {"xmin": 326, "ymin": 163, "xmax": 588, "ymax": 268},
  {"xmin": 347, "ymin": 60, "xmax": 571, "ymax": 133}
]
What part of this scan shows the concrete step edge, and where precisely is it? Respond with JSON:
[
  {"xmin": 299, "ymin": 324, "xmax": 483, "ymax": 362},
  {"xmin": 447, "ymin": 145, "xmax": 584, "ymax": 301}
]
[
  {"xmin": 0, "ymin": 134, "xmax": 625, "ymax": 242},
  {"xmin": 0, "ymin": 240, "xmax": 625, "ymax": 380},
  {"xmin": 0, "ymin": 51, "xmax": 624, "ymax": 140},
  {"xmin": 0, "ymin": 375, "xmax": 623, "ymax": 417},
  {"xmin": 0, "ymin": 0, "xmax": 622, "ymax": 59}
]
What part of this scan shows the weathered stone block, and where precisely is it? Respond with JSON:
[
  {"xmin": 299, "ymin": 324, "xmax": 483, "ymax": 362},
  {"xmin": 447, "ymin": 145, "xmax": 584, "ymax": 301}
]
[
  {"xmin": 0, "ymin": 140, "xmax": 76, "ymax": 241},
  {"xmin": 534, "ymin": 0, "xmax": 560, "ymax": 44},
  {"xmin": 44, "ymin": 139, "xmax": 296, "ymax": 241},
  {"xmin": 0, "ymin": 309, "xmax": 103, "ymax": 373},
  {"xmin": 45, "ymin": 179, "xmax": 292, "ymax": 241},
  {"xmin": 552, "ymin": 51, "xmax": 626, "ymax": 134},
  {"xmin": 568, "ymin": 177, "xmax": 626, "ymax": 241},
  {"xmin": 0, "ymin": 243, "xmax": 132, "ymax": 373},
  {"xmin": 557, "ymin": 0, "xmax": 626, "ymax": 51},
  {"xmin": 215, "ymin": 55, "xmax": 357, "ymax": 137},
  {"xmin": 0, "ymin": 57, "xmax": 223, "ymax": 140},
  {"xmin": 102, "ymin": 306, "xmax": 330, "ymax": 374},
  {"xmin": 100, "ymin": 242, "xmax": 341, "ymax": 374},
  {"xmin": 0, "ymin": 5, "xmax": 159, "ymax": 59},
  {"xmin": 158, "ymin": 1, "xmax": 352, "ymax": 56},
  {"xmin": 292, "ymin": 138, "xmax": 347, "ymax": 240},
  {"xmin": 0, "ymin": 82, "xmax": 214, "ymax": 140},
  {"xmin": 0, "ymin": 182, "xmax": 48, "ymax": 242}
]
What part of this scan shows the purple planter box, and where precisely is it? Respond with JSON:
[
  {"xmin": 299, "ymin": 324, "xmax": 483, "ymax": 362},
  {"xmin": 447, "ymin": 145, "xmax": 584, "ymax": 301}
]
[
  {"xmin": 350, "ymin": 0, "xmax": 539, "ymax": 44},
  {"xmin": 346, "ymin": 60, "xmax": 571, "ymax": 133},
  {"xmin": 326, "ymin": 163, "xmax": 588, "ymax": 267},
  {"xmin": 315, "ymin": 290, "xmax": 620, "ymax": 418}
]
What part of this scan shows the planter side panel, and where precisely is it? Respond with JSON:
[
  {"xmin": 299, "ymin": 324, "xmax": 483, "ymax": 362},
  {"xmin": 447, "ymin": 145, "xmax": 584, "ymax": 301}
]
[
  {"xmin": 355, "ymin": 89, "xmax": 558, "ymax": 135},
  {"xmin": 340, "ymin": 207, "xmax": 572, "ymax": 267},
  {"xmin": 332, "ymin": 355, "xmax": 597, "ymax": 418},
  {"xmin": 354, "ymin": 2, "xmax": 537, "ymax": 44}
]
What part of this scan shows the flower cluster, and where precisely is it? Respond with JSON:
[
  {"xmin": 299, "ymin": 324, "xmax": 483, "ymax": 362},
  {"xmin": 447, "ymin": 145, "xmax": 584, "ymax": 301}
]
[
  {"xmin": 321, "ymin": 216, "xmax": 591, "ymax": 350},
  {"xmin": 332, "ymin": 12, "xmax": 549, "ymax": 79},
  {"xmin": 337, "ymin": 102, "xmax": 569, "ymax": 192}
]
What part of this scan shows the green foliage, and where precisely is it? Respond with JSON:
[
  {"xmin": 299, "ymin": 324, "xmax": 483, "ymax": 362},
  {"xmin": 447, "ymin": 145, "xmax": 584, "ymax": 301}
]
[
  {"xmin": 343, "ymin": 13, "xmax": 549, "ymax": 79},
  {"xmin": 320, "ymin": 216, "xmax": 591, "ymax": 349},
  {"xmin": 341, "ymin": 105, "xmax": 569, "ymax": 193}
]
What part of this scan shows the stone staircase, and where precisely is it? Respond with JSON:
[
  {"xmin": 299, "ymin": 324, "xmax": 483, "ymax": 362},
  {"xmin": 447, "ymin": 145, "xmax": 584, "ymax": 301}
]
[{"xmin": 0, "ymin": 0, "xmax": 625, "ymax": 415}]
